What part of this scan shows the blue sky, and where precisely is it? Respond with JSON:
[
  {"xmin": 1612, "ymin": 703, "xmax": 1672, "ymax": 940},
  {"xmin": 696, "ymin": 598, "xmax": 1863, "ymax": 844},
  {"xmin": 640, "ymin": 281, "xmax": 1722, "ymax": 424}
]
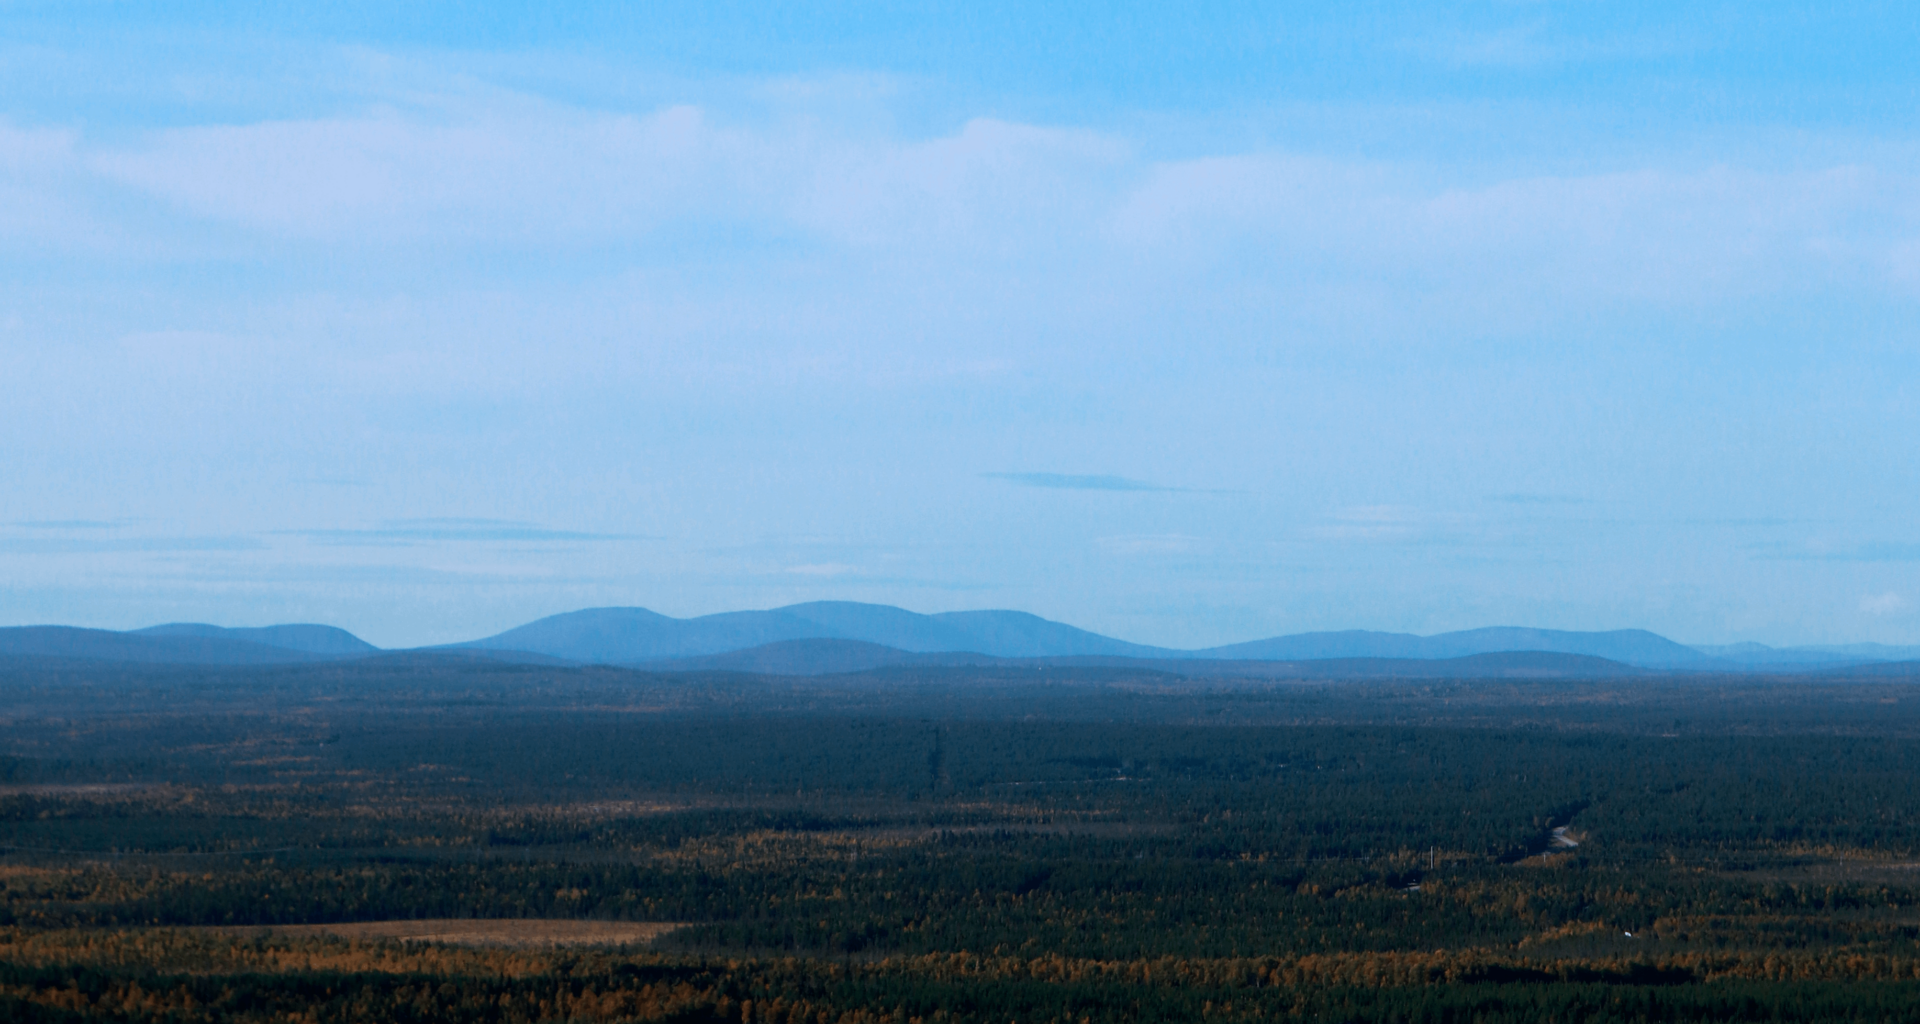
[{"xmin": 3, "ymin": 2, "xmax": 1918, "ymax": 648}]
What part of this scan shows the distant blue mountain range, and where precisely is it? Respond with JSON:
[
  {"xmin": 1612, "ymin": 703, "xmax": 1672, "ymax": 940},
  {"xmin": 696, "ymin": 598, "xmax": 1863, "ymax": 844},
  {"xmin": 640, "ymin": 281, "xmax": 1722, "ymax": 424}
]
[
  {"xmin": 0, "ymin": 625, "xmax": 359, "ymax": 665},
  {"xmin": 462, "ymin": 604, "xmax": 1724, "ymax": 669},
  {"xmin": 462, "ymin": 603, "xmax": 1165, "ymax": 663},
  {"xmin": 133, "ymin": 622, "xmax": 378, "ymax": 655},
  {"xmin": 2, "ymin": 601, "xmax": 1917, "ymax": 674}
]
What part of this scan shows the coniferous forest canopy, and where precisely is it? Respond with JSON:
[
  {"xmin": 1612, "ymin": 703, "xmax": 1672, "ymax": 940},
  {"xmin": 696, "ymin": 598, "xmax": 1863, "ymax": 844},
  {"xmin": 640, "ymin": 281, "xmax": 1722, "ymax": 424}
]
[{"xmin": 9, "ymin": 657, "xmax": 1920, "ymax": 1020}]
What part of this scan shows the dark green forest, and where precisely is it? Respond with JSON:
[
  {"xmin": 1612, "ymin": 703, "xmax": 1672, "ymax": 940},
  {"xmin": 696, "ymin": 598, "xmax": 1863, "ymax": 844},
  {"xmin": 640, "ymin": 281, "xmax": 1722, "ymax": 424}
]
[{"xmin": 7, "ymin": 655, "xmax": 1920, "ymax": 1021}]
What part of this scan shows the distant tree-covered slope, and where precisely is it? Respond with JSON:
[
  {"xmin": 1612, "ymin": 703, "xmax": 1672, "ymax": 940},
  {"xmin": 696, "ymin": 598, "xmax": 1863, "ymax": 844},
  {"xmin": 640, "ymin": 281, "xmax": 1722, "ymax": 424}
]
[
  {"xmin": 133, "ymin": 622, "xmax": 378, "ymax": 655},
  {"xmin": 461, "ymin": 604, "xmax": 1700, "ymax": 668},
  {"xmin": 1197, "ymin": 626, "xmax": 1716, "ymax": 670},
  {"xmin": 0, "ymin": 625, "xmax": 352, "ymax": 665},
  {"xmin": 462, "ymin": 602, "xmax": 1171, "ymax": 662}
]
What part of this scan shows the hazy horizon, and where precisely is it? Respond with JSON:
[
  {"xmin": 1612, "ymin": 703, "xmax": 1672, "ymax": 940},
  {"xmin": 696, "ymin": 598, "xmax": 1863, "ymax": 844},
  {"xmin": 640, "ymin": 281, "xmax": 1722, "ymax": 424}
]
[
  {"xmin": 10, "ymin": 600, "xmax": 1916, "ymax": 659},
  {"xmin": 5, "ymin": 3, "xmax": 1918, "ymax": 649}
]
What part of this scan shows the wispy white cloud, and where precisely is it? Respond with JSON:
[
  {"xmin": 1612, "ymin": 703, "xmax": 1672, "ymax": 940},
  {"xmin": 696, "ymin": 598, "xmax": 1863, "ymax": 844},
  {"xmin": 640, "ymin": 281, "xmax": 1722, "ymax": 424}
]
[
  {"xmin": 284, "ymin": 519, "xmax": 642, "ymax": 545},
  {"xmin": 1309, "ymin": 506, "xmax": 1431, "ymax": 543},
  {"xmin": 0, "ymin": 535, "xmax": 264, "ymax": 554},
  {"xmin": 0, "ymin": 120, "xmax": 116, "ymax": 253},
  {"xmin": 1399, "ymin": 24, "xmax": 1688, "ymax": 70},
  {"xmin": 89, "ymin": 101, "xmax": 763, "ymax": 243},
  {"xmin": 1754, "ymin": 541, "xmax": 1920, "ymax": 562},
  {"xmin": 785, "ymin": 562, "xmax": 859, "ymax": 577},
  {"xmin": 5, "ymin": 80, "xmax": 1907, "ymax": 294},
  {"xmin": 985, "ymin": 473, "xmax": 1174, "ymax": 492},
  {"xmin": 1096, "ymin": 534, "xmax": 1207, "ymax": 555},
  {"xmin": 1490, "ymin": 493, "xmax": 1589, "ymax": 506},
  {"xmin": 1862, "ymin": 592, "xmax": 1909, "ymax": 615},
  {"xmin": 1111, "ymin": 157, "xmax": 1920, "ymax": 309},
  {"xmin": 793, "ymin": 118, "xmax": 1128, "ymax": 252}
]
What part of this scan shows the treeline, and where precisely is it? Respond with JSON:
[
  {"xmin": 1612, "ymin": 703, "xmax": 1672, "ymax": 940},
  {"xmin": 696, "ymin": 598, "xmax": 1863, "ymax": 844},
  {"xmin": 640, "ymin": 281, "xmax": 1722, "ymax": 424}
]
[
  {"xmin": 10, "ymin": 937, "xmax": 1920, "ymax": 1023},
  {"xmin": 12, "ymin": 656, "xmax": 1920, "ymax": 750}
]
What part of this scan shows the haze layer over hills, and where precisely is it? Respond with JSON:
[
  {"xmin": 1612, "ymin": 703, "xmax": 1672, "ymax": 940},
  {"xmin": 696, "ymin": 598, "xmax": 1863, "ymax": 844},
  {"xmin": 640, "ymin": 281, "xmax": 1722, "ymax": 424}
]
[{"xmin": 3, "ymin": 602, "xmax": 1920, "ymax": 675}]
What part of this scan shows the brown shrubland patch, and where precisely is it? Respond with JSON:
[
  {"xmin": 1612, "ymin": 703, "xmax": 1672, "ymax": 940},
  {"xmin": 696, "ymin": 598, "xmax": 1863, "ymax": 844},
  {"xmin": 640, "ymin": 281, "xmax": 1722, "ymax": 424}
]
[{"xmin": 211, "ymin": 919, "xmax": 682, "ymax": 948}]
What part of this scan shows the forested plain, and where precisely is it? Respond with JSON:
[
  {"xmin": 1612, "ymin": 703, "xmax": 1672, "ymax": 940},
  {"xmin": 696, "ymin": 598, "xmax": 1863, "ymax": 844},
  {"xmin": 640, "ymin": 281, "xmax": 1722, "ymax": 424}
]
[{"xmin": 7, "ymin": 654, "xmax": 1920, "ymax": 1021}]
